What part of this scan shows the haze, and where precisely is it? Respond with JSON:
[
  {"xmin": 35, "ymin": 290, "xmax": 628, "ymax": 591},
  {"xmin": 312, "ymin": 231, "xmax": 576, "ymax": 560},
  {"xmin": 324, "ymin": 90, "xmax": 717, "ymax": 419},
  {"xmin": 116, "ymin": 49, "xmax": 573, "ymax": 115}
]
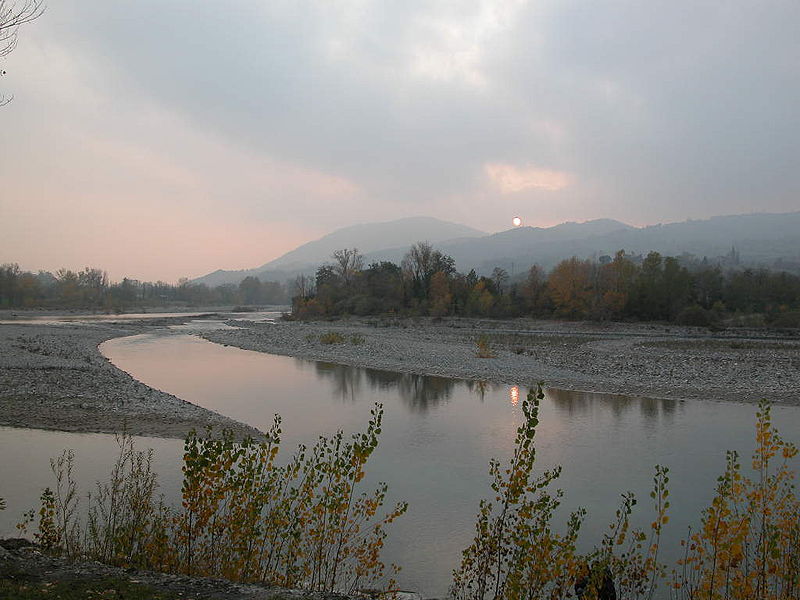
[{"xmin": 1, "ymin": 1, "xmax": 798, "ymax": 282}]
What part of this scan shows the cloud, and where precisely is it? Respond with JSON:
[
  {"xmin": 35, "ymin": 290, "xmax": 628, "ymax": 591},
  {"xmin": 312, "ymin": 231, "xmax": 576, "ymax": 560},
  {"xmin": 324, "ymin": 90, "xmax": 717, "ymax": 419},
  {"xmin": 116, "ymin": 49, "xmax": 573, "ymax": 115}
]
[
  {"xmin": 485, "ymin": 164, "xmax": 570, "ymax": 193},
  {"xmin": 3, "ymin": 0, "xmax": 800, "ymax": 280}
]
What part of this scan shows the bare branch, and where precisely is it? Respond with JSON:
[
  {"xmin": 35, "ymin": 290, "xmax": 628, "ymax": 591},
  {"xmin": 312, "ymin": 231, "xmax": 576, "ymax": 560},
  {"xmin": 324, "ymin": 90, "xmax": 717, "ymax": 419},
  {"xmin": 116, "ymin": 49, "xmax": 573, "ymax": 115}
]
[{"xmin": 0, "ymin": 0, "xmax": 45, "ymax": 104}]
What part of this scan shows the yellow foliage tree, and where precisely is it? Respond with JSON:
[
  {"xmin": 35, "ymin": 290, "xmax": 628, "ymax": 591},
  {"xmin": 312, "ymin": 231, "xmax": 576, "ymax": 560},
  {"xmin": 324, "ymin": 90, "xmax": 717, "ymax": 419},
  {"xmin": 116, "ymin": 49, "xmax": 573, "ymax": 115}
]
[{"xmin": 547, "ymin": 257, "xmax": 594, "ymax": 318}]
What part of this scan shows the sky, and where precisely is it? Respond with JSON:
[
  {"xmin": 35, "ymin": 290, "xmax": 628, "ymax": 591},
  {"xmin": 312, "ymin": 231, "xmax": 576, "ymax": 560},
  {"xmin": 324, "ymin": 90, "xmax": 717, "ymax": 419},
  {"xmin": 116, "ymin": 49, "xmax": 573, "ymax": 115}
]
[{"xmin": 1, "ymin": 0, "xmax": 799, "ymax": 282}]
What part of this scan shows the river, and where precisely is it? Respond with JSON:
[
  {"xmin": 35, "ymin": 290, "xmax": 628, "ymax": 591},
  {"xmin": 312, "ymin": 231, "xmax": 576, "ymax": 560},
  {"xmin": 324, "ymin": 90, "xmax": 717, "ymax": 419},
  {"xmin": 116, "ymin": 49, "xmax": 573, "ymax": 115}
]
[{"xmin": 2, "ymin": 324, "xmax": 799, "ymax": 597}]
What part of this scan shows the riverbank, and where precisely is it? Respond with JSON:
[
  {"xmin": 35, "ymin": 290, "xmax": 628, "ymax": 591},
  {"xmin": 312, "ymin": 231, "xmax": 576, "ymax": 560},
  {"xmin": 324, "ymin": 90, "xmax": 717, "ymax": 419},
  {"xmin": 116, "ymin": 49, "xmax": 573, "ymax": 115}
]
[
  {"xmin": 203, "ymin": 317, "xmax": 800, "ymax": 405},
  {"xmin": 0, "ymin": 318, "xmax": 261, "ymax": 438},
  {"xmin": 0, "ymin": 538, "xmax": 366, "ymax": 600}
]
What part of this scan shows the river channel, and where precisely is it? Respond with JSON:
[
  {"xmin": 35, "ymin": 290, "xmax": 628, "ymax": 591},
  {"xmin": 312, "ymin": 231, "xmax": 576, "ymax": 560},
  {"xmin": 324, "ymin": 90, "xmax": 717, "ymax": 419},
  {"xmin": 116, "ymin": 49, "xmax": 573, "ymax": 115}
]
[{"xmin": 2, "ymin": 325, "xmax": 799, "ymax": 597}]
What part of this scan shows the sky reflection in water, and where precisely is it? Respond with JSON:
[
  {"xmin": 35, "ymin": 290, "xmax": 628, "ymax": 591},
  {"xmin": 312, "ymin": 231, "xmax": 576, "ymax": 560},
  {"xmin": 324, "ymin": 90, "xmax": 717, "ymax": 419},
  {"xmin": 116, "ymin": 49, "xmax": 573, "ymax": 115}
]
[{"xmin": 1, "ymin": 332, "xmax": 797, "ymax": 597}]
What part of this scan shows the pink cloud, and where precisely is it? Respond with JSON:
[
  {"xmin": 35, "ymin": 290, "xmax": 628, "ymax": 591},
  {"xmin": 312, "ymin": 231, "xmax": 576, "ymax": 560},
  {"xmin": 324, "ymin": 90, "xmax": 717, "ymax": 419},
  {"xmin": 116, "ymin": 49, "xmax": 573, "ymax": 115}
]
[{"xmin": 485, "ymin": 163, "xmax": 571, "ymax": 193}]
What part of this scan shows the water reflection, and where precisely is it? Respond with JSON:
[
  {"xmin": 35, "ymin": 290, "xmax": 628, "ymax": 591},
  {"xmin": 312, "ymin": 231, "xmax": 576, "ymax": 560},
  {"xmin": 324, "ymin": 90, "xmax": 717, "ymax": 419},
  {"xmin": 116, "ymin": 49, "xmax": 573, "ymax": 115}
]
[
  {"xmin": 465, "ymin": 379, "xmax": 504, "ymax": 402},
  {"xmin": 547, "ymin": 387, "xmax": 681, "ymax": 424},
  {"xmin": 313, "ymin": 362, "xmax": 364, "ymax": 401},
  {"xmin": 95, "ymin": 333, "xmax": 800, "ymax": 598},
  {"xmin": 310, "ymin": 361, "xmax": 458, "ymax": 411},
  {"xmin": 509, "ymin": 385, "xmax": 520, "ymax": 406}
]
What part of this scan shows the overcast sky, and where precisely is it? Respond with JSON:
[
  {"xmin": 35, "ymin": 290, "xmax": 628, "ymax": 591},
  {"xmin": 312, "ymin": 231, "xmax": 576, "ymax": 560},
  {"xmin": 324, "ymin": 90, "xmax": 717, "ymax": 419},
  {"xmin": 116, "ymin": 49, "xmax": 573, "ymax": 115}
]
[{"xmin": 2, "ymin": 1, "xmax": 799, "ymax": 281}]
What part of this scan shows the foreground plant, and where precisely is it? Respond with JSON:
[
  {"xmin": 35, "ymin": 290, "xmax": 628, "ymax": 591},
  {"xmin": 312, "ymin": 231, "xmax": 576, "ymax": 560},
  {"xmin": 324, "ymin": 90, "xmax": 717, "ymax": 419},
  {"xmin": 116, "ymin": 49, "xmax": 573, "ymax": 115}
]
[
  {"xmin": 452, "ymin": 384, "xmax": 668, "ymax": 600},
  {"xmin": 671, "ymin": 400, "xmax": 800, "ymax": 600},
  {"xmin": 22, "ymin": 404, "xmax": 406, "ymax": 595}
]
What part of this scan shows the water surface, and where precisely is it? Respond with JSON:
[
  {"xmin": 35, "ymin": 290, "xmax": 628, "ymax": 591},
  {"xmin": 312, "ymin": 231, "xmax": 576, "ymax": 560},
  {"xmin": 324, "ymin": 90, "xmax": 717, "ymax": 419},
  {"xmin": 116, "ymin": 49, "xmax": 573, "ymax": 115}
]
[{"xmin": 2, "ymin": 331, "xmax": 798, "ymax": 597}]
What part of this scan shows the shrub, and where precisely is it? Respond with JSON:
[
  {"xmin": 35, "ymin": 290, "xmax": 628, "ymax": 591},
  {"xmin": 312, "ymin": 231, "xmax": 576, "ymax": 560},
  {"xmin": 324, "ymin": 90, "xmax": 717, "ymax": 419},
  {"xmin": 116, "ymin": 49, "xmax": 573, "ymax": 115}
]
[
  {"xmin": 475, "ymin": 335, "xmax": 495, "ymax": 358},
  {"xmin": 22, "ymin": 406, "xmax": 406, "ymax": 595},
  {"xmin": 350, "ymin": 334, "xmax": 365, "ymax": 345},
  {"xmin": 452, "ymin": 384, "xmax": 669, "ymax": 600},
  {"xmin": 676, "ymin": 305, "xmax": 716, "ymax": 327},
  {"xmin": 671, "ymin": 400, "xmax": 800, "ymax": 599},
  {"xmin": 769, "ymin": 310, "xmax": 800, "ymax": 329},
  {"xmin": 319, "ymin": 332, "xmax": 346, "ymax": 344}
]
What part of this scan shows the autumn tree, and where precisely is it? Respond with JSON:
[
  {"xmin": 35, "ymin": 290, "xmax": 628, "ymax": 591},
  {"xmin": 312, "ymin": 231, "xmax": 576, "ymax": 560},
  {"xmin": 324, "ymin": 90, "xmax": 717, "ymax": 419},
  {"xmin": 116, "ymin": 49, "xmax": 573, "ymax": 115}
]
[
  {"xmin": 401, "ymin": 242, "xmax": 455, "ymax": 300},
  {"xmin": 429, "ymin": 271, "xmax": 453, "ymax": 317},
  {"xmin": 596, "ymin": 250, "xmax": 636, "ymax": 319},
  {"xmin": 547, "ymin": 257, "xmax": 594, "ymax": 318}
]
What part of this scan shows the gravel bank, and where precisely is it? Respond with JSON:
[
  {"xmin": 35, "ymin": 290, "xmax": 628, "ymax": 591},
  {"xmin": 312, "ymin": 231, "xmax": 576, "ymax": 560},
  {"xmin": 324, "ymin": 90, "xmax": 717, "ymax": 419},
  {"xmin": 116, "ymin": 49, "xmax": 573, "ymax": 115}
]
[
  {"xmin": 0, "ymin": 538, "xmax": 376, "ymax": 600},
  {"xmin": 0, "ymin": 319, "xmax": 261, "ymax": 438},
  {"xmin": 203, "ymin": 317, "xmax": 800, "ymax": 405}
]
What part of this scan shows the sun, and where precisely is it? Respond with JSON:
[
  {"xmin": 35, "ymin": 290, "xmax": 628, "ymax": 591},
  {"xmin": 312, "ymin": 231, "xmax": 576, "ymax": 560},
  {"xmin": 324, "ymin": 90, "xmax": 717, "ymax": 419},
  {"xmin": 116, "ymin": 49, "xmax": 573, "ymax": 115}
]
[{"xmin": 512, "ymin": 216, "xmax": 522, "ymax": 227}]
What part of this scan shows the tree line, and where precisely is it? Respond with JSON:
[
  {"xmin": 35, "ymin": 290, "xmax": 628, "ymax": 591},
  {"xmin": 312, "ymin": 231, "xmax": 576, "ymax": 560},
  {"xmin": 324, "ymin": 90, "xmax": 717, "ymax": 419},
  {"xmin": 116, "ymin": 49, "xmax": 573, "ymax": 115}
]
[
  {"xmin": 0, "ymin": 264, "xmax": 287, "ymax": 310},
  {"xmin": 292, "ymin": 243, "xmax": 800, "ymax": 327}
]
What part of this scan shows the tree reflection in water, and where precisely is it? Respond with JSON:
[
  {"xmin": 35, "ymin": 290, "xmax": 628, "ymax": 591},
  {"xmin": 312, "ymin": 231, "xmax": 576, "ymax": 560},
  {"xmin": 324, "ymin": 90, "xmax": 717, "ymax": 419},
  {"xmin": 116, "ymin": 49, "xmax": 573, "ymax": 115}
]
[
  {"xmin": 309, "ymin": 359, "xmax": 678, "ymax": 423},
  {"xmin": 546, "ymin": 387, "xmax": 680, "ymax": 423},
  {"xmin": 311, "ymin": 362, "xmax": 462, "ymax": 412},
  {"xmin": 364, "ymin": 368, "xmax": 457, "ymax": 412},
  {"xmin": 313, "ymin": 362, "xmax": 364, "ymax": 401},
  {"xmin": 465, "ymin": 379, "xmax": 504, "ymax": 402}
]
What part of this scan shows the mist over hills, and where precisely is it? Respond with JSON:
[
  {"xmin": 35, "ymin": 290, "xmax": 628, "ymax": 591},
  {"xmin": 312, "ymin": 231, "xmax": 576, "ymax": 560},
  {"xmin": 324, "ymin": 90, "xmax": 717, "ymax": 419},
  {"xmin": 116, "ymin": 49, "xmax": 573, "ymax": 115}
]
[
  {"xmin": 193, "ymin": 212, "xmax": 800, "ymax": 287},
  {"xmin": 194, "ymin": 217, "xmax": 484, "ymax": 287}
]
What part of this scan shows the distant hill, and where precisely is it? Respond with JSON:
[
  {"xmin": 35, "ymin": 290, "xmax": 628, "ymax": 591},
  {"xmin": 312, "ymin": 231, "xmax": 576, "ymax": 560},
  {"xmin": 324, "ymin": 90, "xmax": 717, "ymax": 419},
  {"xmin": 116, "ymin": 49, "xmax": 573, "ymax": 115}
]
[
  {"xmin": 437, "ymin": 211, "xmax": 800, "ymax": 276},
  {"xmin": 193, "ymin": 211, "xmax": 800, "ymax": 286},
  {"xmin": 193, "ymin": 216, "xmax": 485, "ymax": 287}
]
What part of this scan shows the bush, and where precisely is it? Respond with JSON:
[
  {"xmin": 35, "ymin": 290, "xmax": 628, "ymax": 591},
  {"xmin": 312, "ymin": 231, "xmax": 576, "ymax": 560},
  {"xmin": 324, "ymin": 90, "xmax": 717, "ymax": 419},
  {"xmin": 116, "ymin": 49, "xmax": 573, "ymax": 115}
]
[
  {"xmin": 671, "ymin": 401, "xmax": 800, "ymax": 599},
  {"xmin": 453, "ymin": 389, "xmax": 800, "ymax": 600},
  {"xmin": 769, "ymin": 310, "xmax": 800, "ymax": 329},
  {"xmin": 22, "ymin": 407, "xmax": 406, "ymax": 595},
  {"xmin": 676, "ymin": 304, "xmax": 717, "ymax": 327},
  {"xmin": 474, "ymin": 335, "xmax": 495, "ymax": 358},
  {"xmin": 319, "ymin": 332, "xmax": 346, "ymax": 344},
  {"xmin": 451, "ymin": 385, "xmax": 669, "ymax": 600}
]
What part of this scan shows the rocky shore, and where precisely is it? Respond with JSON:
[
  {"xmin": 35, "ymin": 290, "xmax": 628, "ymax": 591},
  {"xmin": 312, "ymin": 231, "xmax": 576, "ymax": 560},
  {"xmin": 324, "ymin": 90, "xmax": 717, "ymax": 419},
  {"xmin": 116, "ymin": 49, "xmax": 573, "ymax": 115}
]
[
  {"xmin": 203, "ymin": 317, "xmax": 800, "ymax": 405},
  {"xmin": 2, "ymin": 313, "xmax": 798, "ymax": 439},
  {"xmin": 0, "ymin": 318, "xmax": 261, "ymax": 438},
  {"xmin": 0, "ymin": 538, "xmax": 372, "ymax": 600}
]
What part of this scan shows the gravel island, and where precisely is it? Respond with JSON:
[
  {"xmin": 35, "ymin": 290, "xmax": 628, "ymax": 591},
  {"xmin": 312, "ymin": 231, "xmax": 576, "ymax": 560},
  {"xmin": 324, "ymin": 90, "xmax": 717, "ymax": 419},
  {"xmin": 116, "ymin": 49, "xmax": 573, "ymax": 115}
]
[
  {"xmin": 203, "ymin": 317, "xmax": 800, "ymax": 406},
  {"xmin": 0, "ymin": 318, "xmax": 261, "ymax": 438}
]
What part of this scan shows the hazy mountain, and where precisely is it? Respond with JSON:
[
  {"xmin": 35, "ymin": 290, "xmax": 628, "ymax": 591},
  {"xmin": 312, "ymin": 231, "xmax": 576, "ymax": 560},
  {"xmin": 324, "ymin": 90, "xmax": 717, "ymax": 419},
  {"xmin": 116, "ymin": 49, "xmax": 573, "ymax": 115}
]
[
  {"xmin": 193, "ymin": 216, "xmax": 485, "ymax": 286},
  {"xmin": 439, "ymin": 212, "xmax": 800, "ymax": 275},
  {"xmin": 194, "ymin": 211, "xmax": 800, "ymax": 287}
]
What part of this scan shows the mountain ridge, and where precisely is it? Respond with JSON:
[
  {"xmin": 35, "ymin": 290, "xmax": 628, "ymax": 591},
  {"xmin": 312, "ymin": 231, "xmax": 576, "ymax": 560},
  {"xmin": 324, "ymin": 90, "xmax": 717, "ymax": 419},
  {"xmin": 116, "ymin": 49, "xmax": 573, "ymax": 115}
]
[{"xmin": 192, "ymin": 211, "xmax": 800, "ymax": 286}]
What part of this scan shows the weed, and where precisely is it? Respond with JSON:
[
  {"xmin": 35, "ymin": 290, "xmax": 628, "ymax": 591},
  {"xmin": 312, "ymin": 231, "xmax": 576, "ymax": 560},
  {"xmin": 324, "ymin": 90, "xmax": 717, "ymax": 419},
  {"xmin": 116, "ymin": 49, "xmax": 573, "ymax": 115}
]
[
  {"xmin": 319, "ymin": 332, "xmax": 346, "ymax": 345},
  {"xmin": 351, "ymin": 334, "xmax": 365, "ymax": 345},
  {"xmin": 474, "ymin": 335, "xmax": 495, "ymax": 358}
]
